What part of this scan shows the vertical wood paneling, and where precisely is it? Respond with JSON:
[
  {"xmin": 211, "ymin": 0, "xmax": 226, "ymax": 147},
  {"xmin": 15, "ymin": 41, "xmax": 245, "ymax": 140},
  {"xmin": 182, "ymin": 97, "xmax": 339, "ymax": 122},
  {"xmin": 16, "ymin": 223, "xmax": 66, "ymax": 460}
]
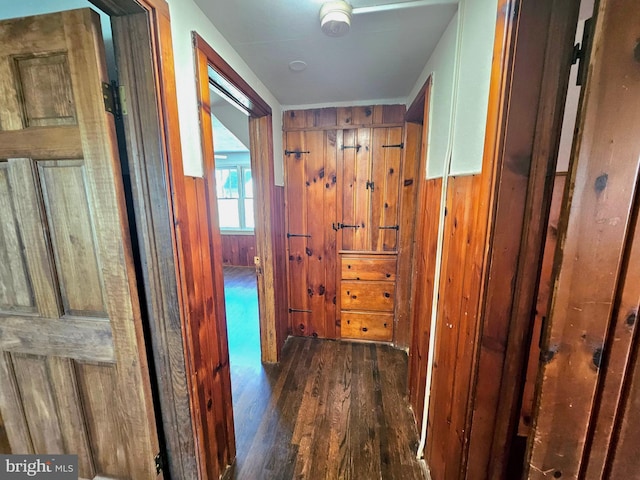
[
  {"xmin": 586, "ymin": 203, "xmax": 640, "ymax": 478},
  {"xmin": 221, "ymin": 235, "xmax": 256, "ymax": 266},
  {"xmin": 395, "ymin": 120, "xmax": 422, "ymax": 349},
  {"xmin": 426, "ymin": 175, "xmax": 482, "ymax": 480},
  {"xmin": 272, "ymin": 186, "xmax": 289, "ymax": 351},
  {"xmin": 305, "ymin": 130, "xmax": 328, "ymax": 337},
  {"xmin": 408, "ymin": 178, "xmax": 441, "ymax": 425},
  {"xmin": 519, "ymin": 174, "xmax": 566, "ymax": 436},
  {"xmin": 528, "ymin": 0, "xmax": 640, "ymax": 475},
  {"xmin": 323, "ymin": 131, "xmax": 338, "ymax": 339},
  {"xmin": 285, "ymin": 131, "xmax": 310, "ymax": 336}
]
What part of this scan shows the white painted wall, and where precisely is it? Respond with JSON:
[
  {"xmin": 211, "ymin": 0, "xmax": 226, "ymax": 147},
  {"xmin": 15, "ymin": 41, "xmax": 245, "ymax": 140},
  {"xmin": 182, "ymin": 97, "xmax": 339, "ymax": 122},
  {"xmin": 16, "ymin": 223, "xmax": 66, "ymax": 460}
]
[
  {"xmin": 165, "ymin": 0, "xmax": 284, "ymax": 184},
  {"xmin": 407, "ymin": 13, "xmax": 459, "ymax": 179},
  {"xmin": 406, "ymin": 0, "xmax": 498, "ymax": 178},
  {"xmin": 449, "ymin": 0, "xmax": 498, "ymax": 175}
]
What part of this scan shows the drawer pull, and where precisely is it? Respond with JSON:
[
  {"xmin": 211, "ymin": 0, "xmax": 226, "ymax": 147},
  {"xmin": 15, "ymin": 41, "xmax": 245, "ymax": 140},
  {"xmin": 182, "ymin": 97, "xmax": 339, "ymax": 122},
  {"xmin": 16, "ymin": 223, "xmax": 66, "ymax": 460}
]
[
  {"xmin": 362, "ymin": 327, "xmax": 368, "ymax": 332},
  {"xmin": 384, "ymin": 292, "xmax": 391, "ymax": 298}
]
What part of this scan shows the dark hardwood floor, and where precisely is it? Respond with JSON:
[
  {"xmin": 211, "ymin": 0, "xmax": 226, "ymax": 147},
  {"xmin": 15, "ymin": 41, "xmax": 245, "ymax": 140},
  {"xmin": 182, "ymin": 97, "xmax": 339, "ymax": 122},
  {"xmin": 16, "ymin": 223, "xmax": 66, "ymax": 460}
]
[{"xmin": 223, "ymin": 266, "xmax": 426, "ymax": 480}]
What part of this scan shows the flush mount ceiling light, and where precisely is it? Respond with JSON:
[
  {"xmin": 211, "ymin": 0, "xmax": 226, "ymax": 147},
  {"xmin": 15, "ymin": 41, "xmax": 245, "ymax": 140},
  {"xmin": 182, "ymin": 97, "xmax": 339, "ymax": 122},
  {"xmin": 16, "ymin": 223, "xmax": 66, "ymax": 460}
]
[{"xmin": 319, "ymin": 1, "xmax": 353, "ymax": 37}]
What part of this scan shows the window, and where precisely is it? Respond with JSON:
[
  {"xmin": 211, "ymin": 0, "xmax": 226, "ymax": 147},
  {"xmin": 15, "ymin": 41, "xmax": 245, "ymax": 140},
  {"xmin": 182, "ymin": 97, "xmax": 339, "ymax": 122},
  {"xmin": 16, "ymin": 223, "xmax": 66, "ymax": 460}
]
[{"xmin": 216, "ymin": 165, "xmax": 254, "ymax": 231}]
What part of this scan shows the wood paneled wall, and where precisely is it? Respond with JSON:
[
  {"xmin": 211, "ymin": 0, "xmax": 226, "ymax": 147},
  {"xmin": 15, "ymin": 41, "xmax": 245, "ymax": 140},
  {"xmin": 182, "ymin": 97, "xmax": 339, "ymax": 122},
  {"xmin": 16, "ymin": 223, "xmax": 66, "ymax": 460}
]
[
  {"xmin": 283, "ymin": 104, "xmax": 420, "ymax": 345},
  {"xmin": 405, "ymin": 0, "xmax": 582, "ymax": 478},
  {"xmin": 527, "ymin": 0, "xmax": 640, "ymax": 476},
  {"xmin": 272, "ymin": 185, "xmax": 289, "ymax": 353},
  {"xmin": 221, "ymin": 234, "xmax": 256, "ymax": 266},
  {"xmin": 408, "ymin": 177, "xmax": 440, "ymax": 427}
]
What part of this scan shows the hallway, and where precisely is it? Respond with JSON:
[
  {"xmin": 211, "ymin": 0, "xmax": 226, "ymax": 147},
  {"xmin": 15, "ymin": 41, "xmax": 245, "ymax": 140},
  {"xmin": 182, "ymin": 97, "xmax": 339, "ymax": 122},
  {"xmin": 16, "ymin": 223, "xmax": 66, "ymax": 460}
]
[{"xmin": 223, "ymin": 267, "xmax": 426, "ymax": 480}]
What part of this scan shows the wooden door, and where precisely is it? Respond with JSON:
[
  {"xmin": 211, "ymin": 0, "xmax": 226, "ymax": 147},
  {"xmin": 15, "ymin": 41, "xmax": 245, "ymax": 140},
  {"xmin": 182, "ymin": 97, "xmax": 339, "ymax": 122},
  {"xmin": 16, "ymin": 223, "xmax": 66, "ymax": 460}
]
[
  {"xmin": 0, "ymin": 9, "xmax": 160, "ymax": 479},
  {"xmin": 527, "ymin": 0, "xmax": 640, "ymax": 477},
  {"xmin": 284, "ymin": 130, "xmax": 338, "ymax": 339},
  {"xmin": 340, "ymin": 128, "xmax": 371, "ymax": 251}
]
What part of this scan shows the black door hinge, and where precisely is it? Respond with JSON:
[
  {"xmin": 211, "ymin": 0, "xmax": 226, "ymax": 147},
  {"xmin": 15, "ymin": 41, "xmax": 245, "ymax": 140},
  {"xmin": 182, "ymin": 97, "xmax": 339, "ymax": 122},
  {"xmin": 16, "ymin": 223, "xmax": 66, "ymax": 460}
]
[
  {"xmin": 102, "ymin": 82, "xmax": 127, "ymax": 117},
  {"xmin": 572, "ymin": 17, "xmax": 594, "ymax": 86},
  {"xmin": 154, "ymin": 452, "xmax": 164, "ymax": 475},
  {"xmin": 341, "ymin": 144, "xmax": 361, "ymax": 152},
  {"xmin": 382, "ymin": 143, "xmax": 404, "ymax": 149},
  {"xmin": 285, "ymin": 149, "xmax": 310, "ymax": 159}
]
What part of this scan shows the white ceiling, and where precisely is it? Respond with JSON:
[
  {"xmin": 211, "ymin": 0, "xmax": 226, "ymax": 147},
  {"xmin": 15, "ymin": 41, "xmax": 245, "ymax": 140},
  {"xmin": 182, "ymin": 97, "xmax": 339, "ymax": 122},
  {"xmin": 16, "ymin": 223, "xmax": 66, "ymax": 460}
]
[{"xmin": 193, "ymin": 0, "xmax": 458, "ymax": 107}]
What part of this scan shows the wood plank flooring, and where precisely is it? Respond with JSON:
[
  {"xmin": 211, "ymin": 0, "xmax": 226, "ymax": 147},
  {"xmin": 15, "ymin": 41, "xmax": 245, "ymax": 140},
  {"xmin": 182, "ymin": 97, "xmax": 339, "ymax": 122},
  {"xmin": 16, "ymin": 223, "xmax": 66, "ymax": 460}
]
[{"xmin": 223, "ymin": 266, "xmax": 426, "ymax": 480}]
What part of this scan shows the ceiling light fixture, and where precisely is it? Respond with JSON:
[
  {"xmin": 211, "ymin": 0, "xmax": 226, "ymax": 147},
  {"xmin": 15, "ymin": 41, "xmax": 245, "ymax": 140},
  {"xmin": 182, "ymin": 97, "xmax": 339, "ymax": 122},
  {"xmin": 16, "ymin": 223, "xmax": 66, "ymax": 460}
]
[
  {"xmin": 319, "ymin": 1, "xmax": 353, "ymax": 37},
  {"xmin": 288, "ymin": 60, "xmax": 308, "ymax": 72}
]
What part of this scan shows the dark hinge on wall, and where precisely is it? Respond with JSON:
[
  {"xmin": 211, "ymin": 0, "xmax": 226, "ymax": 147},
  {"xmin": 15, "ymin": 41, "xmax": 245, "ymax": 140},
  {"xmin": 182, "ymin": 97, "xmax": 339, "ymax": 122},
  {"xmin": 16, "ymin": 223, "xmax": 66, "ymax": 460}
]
[
  {"xmin": 378, "ymin": 225, "xmax": 399, "ymax": 230},
  {"xmin": 285, "ymin": 149, "xmax": 310, "ymax": 159},
  {"xmin": 572, "ymin": 17, "xmax": 594, "ymax": 86},
  {"xmin": 287, "ymin": 232, "xmax": 312, "ymax": 238},
  {"xmin": 289, "ymin": 308, "xmax": 312, "ymax": 313},
  {"xmin": 382, "ymin": 143, "xmax": 404, "ymax": 149},
  {"xmin": 366, "ymin": 180, "xmax": 375, "ymax": 191},
  {"xmin": 102, "ymin": 82, "xmax": 127, "ymax": 117},
  {"xmin": 154, "ymin": 452, "xmax": 164, "ymax": 475},
  {"xmin": 341, "ymin": 144, "xmax": 361, "ymax": 152}
]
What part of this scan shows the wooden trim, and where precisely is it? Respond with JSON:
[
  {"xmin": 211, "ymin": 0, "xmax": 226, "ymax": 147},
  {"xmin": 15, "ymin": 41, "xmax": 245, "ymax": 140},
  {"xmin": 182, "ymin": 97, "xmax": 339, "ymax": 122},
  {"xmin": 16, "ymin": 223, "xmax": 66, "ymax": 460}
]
[
  {"xmin": 405, "ymin": 77, "xmax": 431, "ymax": 124},
  {"xmin": 192, "ymin": 32, "xmax": 271, "ymax": 117},
  {"xmin": 283, "ymin": 122, "xmax": 405, "ymax": 132},
  {"xmin": 193, "ymin": 33, "xmax": 283, "ymax": 363},
  {"xmin": 194, "ymin": 45, "xmax": 236, "ymax": 477},
  {"xmin": 109, "ymin": 7, "xmax": 199, "ymax": 480},
  {"xmin": 464, "ymin": 0, "xmax": 580, "ymax": 478},
  {"xmin": 88, "ymin": 0, "xmax": 208, "ymax": 478}
]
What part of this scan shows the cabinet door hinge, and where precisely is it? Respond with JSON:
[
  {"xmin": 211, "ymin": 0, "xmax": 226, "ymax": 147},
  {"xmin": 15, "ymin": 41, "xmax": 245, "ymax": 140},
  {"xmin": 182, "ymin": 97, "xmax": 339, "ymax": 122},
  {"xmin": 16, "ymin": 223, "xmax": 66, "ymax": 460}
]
[{"xmin": 572, "ymin": 17, "xmax": 594, "ymax": 86}]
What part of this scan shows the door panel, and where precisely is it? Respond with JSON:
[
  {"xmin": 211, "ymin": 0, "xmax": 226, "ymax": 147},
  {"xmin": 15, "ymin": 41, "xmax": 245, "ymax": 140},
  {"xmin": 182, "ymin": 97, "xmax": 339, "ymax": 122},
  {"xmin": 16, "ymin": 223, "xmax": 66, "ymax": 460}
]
[
  {"xmin": 371, "ymin": 127, "xmax": 403, "ymax": 251},
  {"xmin": 0, "ymin": 10, "xmax": 160, "ymax": 479}
]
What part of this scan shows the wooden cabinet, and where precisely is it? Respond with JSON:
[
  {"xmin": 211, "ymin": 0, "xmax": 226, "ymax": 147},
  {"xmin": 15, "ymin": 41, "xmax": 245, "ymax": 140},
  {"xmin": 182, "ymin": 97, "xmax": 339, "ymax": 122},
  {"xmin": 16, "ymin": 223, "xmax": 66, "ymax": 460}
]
[
  {"xmin": 339, "ymin": 254, "xmax": 396, "ymax": 342},
  {"xmin": 284, "ymin": 105, "xmax": 410, "ymax": 343}
]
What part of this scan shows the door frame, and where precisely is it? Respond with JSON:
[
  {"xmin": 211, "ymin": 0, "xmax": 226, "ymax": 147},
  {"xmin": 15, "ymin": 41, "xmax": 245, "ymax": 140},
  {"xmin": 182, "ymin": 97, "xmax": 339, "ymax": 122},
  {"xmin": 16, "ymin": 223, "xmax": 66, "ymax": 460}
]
[
  {"xmin": 192, "ymin": 33, "xmax": 285, "ymax": 364},
  {"xmin": 86, "ymin": 0, "xmax": 203, "ymax": 478}
]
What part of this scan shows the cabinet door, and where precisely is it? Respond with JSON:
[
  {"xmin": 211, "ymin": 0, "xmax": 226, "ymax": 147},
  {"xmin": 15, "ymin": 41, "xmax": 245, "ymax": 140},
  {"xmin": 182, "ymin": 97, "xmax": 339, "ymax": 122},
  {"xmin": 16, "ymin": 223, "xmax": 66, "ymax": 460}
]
[
  {"xmin": 339, "ymin": 128, "xmax": 372, "ymax": 251},
  {"xmin": 284, "ymin": 130, "xmax": 338, "ymax": 338},
  {"xmin": 371, "ymin": 127, "xmax": 403, "ymax": 251}
]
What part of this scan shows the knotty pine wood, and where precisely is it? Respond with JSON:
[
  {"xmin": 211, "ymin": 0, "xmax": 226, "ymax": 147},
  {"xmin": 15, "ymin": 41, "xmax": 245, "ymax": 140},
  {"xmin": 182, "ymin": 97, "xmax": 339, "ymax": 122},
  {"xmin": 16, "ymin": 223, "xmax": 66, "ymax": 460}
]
[
  {"xmin": 193, "ymin": 43, "xmax": 236, "ymax": 477},
  {"xmin": 527, "ymin": 0, "xmax": 640, "ymax": 476},
  {"xmin": 473, "ymin": 1, "xmax": 582, "ymax": 476},
  {"xmin": 518, "ymin": 174, "xmax": 566, "ymax": 436},
  {"xmin": 273, "ymin": 186, "xmax": 290, "ymax": 353},
  {"xmin": 284, "ymin": 105, "xmax": 405, "ymax": 131},
  {"xmin": 227, "ymin": 336, "xmax": 426, "ymax": 480},
  {"xmin": 249, "ymin": 115, "xmax": 285, "ymax": 362},
  {"xmin": 284, "ymin": 129, "xmax": 338, "ymax": 339},
  {"xmin": 221, "ymin": 235, "xmax": 256, "ymax": 266},
  {"xmin": 394, "ymin": 119, "xmax": 422, "ymax": 349},
  {"xmin": 407, "ymin": 177, "xmax": 441, "ymax": 430},
  {"xmin": 584, "ymin": 191, "xmax": 640, "ymax": 479},
  {"xmin": 426, "ymin": 175, "xmax": 484, "ymax": 480}
]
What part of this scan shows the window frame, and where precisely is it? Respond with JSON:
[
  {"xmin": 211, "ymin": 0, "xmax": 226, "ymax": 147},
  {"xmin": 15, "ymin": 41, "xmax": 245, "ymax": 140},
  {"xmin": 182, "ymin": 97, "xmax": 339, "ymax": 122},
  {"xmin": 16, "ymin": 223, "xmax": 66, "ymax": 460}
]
[{"xmin": 215, "ymin": 160, "xmax": 254, "ymax": 233}]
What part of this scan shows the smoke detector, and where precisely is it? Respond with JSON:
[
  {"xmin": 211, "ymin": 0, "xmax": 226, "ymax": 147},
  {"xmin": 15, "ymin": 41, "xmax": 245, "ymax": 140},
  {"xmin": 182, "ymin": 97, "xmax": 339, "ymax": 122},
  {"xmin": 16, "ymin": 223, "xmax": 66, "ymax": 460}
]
[{"xmin": 319, "ymin": 1, "xmax": 353, "ymax": 37}]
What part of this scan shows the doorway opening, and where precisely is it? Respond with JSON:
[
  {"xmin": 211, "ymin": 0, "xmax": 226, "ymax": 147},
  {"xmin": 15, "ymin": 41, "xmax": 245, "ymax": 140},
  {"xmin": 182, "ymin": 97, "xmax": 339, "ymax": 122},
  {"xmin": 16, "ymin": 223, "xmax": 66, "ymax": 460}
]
[{"xmin": 208, "ymin": 85, "xmax": 263, "ymax": 373}]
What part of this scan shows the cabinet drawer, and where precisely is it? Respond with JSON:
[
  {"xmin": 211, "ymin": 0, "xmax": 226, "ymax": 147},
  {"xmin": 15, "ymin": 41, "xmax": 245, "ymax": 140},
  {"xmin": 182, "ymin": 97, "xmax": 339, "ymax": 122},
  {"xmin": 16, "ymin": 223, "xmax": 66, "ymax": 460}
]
[
  {"xmin": 340, "ymin": 281, "xmax": 395, "ymax": 312},
  {"xmin": 341, "ymin": 255, "xmax": 397, "ymax": 281},
  {"xmin": 341, "ymin": 312, "xmax": 393, "ymax": 341}
]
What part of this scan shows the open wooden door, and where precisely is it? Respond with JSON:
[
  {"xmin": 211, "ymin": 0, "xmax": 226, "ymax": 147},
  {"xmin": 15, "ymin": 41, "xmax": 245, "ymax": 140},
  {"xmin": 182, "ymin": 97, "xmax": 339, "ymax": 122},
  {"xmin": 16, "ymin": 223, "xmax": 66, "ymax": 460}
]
[
  {"xmin": 0, "ymin": 9, "xmax": 161, "ymax": 479},
  {"xmin": 526, "ymin": 0, "xmax": 640, "ymax": 477}
]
